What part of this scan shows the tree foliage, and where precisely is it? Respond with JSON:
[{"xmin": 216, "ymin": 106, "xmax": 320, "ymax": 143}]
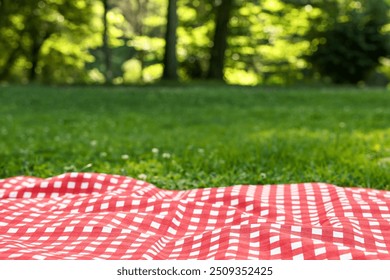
[
  {"xmin": 0, "ymin": 0, "xmax": 389, "ymax": 86},
  {"xmin": 305, "ymin": 0, "xmax": 390, "ymax": 84},
  {"xmin": 0, "ymin": 0, "xmax": 101, "ymax": 84}
]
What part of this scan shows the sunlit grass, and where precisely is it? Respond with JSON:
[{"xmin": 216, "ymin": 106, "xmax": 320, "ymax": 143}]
[{"xmin": 0, "ymin": 85, "xmax": 389, "ymax": 190}]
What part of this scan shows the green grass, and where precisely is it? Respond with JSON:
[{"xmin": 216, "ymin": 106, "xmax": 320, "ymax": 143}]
[{"xmin": 0, "ymin": 84, "xmax": 389, "ymax": 190}]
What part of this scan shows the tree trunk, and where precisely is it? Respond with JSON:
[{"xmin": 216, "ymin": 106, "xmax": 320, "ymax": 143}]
[
  {"xmin": 162, "ymin": 0, "xmax": 178, "ymax": 80},
  {"xmin": 207, "ymin": 0, "xmax": 233, "ymax": 80},
  {"xmin": 102, "ymin": 0, "xmax": 112, "ymax": 84},
  {"xmin": 28, "ymin": 30, "xmax": 51, "ymax": 82},
  {"xmin": 29, "ymin": 39, "xmax": 41, "ymax": 82},
  {"xmin": 0, "ymin": 0, "xmax": 5, "ymax": 26}
]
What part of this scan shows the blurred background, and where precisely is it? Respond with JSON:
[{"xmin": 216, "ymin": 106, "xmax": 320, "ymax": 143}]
[{"xmin": 0, "ymin": 0, "xmax": 389, "ymax": 86}]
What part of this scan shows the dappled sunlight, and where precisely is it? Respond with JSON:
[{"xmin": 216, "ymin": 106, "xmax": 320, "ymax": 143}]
[
  {"xmin": 225, "ymin": 68, "xmax": 259, "ymax": 86},
  {"xmin": 143, "ymin": 64, "xmax": 164, "ymax": 83},
  {"xmin": 122, "ymin": 59, "xmax": 143, "ymax": 83},
  {"xmin": 128, "ymin": 36, "xmax": 165, "ymax": 52}
]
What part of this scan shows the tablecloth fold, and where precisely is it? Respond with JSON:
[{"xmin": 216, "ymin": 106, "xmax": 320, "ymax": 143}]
[{"xmin": 1, "ymin": 173, "xmax": 389, "ymax": 260}]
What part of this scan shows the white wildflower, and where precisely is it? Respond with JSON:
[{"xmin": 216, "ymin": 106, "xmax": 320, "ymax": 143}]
[
  {"xmin": 138, "ymin": 174, "xmax": 147, "ymax": 180},
  {"xmin": 152, "ymin": 148, "xmax": 159, "ymax": 154},
  {"xmin": 162, "ymin": 153, "xmax": 171, "ymax": 159},
  {"xmin": 121, "ymin": 154, "xmax": 129, "ymax": 160}
]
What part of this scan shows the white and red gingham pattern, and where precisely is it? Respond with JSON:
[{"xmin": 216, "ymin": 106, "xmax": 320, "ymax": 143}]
[{"xmin": 1, "ymin": 172, "xmax": 390, "ymax": 260}]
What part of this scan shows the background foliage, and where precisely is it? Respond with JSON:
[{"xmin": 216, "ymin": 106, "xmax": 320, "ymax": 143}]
[{"xmin": 0, "ymin": 0, "xmax": 389, "ymax": 85}]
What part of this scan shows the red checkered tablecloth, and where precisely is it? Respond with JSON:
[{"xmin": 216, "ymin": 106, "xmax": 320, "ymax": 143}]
[{"xmin": 1, "ymin": 172, "xmax": 390, "ymax": 259}]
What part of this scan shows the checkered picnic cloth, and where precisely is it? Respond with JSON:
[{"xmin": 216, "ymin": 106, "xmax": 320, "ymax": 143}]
[{"xmin": 1, "ymin": 172, "xmax": 390, "ymax": 260}]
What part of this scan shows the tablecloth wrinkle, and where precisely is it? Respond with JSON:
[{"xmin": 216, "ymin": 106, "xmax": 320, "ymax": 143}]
[{"xmin": 1, "ymin": 172, "xmax": 389, "ymax": 260}]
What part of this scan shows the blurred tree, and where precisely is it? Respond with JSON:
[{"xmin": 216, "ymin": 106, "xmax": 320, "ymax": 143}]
[
  {"xmin": 294, "ymin": 0, "xmax": 390, "ymax": 84},
  {"xmin": 162, "ymin": 0, "xmax": 178, "ymax": 80},
  {"xmin": 207, "ymin": 0, "xmax": 234, "ymax": 80},
  {"xmin": 177, "ymin": 0, "xmax": 214, "ymax": 79},
  {"xmin": 112, "ymin": 0, "xmax": 151, "ymax": 82},
  {"xmin": 0, "ymin": 0, "xmax": 100, "ymax": 84},
  {"xmin": 224, "ymin": 0, "xmax": 318, "ymax": 85},
  {"xmin": 102, "ymin": 0, "xmax": 113, "ymax": 84},
  {"xmin": 107, "ymin": 0, "xmax": 169, "ymax": 84},
  {"xmin": 1, "ymin": 0, "xmax": 388, "ymax": 86}
]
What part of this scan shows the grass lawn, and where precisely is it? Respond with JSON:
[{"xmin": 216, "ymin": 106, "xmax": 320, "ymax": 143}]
[{"xmin": 0, "ymin": 84, "xmax": 389, "ymax": 190}]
